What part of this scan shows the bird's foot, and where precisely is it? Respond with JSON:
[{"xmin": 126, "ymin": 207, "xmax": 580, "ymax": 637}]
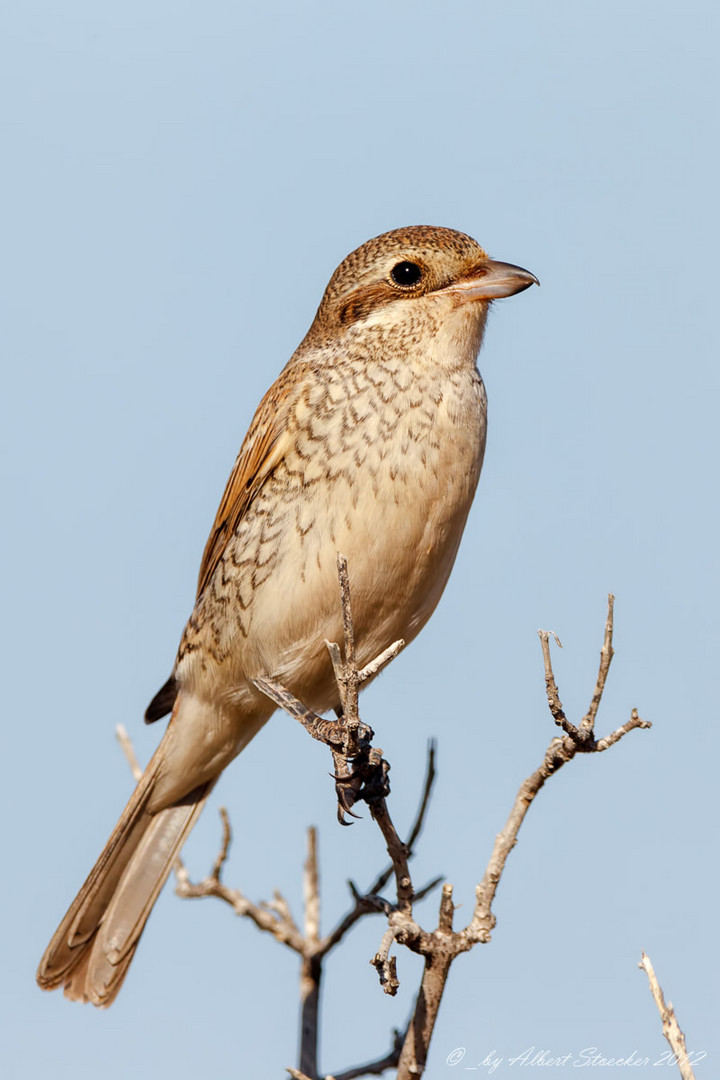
[{"xmin": 332, "ymin": 742, "xmax": 390, "ymax": 824}]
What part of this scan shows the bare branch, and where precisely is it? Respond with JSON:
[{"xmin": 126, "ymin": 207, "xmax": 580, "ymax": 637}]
[
  {"xmin": 266, "ymin": 890, "xmax": 296, "ymax": 925},
  {"xmin": 115, "ymin": 724, "xmax": 143, "ymax": 781},
  {"xmin": 336, "ymin": 554, "xmax": 356, "ymax": 671},
  {"xmin": 538, "ymin": 597, "xmax": 650, "ymax": 750},
  {"xmin": 333, "ymin": 554, "xmax": 360, "ymax": 758},
  {"xmin": 210, "ymin": 807, "xmax": 232, "ymax": 882},
  {"xmin": 396, "ymin": 883, "xmax": 456, "ymax": 1080},
  {"xmin": 331, "ymin": 1028, "xmax": 405, "ymax": 1080},
  {"xmin": 395, "ymin": 598, "xmax": 651, "ymax": 1075},
  {"xmin": 304, "ymin": 826, "xmax": 320, "ymax": 946},
  {"xmin": 406, "ymin": 742, "xmax": 437, "ymax": 852},
  {"xmin": 595, "ymin": 708, "xmax": 651, "ymax": 751},
  {"xmin": 370, "ymin": 927, "xmax": 400, "ymax": 996},
  {"xmin": 366, "ymin": 796, "xmax": 414, "ymax": 916},
  {"xmin": 316, "ymin": 743, "xmax": 438, "ymax": 956},
  {"xmin": 173, "ymin": 811, "xmax": 306, "ymax": 955},
  {"xmin": 581, "ymin": 593, "xmax": 615, "ymax": 733},
  {"xmin": 299, "ymin": 828, "xmax": 321, "ymax": 1080},
  {"xmin": 398, "ymin": 958, "xmax": 453, "ymax": 1079},
  {"xmin": 538, "ymin": 630, "xmax": 577, "ymax": 737},
  {"xmin": 469, "ymin": 738, "xmax": 568, "ymax": 942},
  {"xmin": 468, "ymin": 715, "xmax": 650, "ymax": 942},
  {"xmin": 358, "ymin": 638, "xmax": 404, "ymax": 683},
  {"xmin": 639, "ymin": 952, "xmax": 697, "ymax": 1080},
  {"xmin": 175, "ymin": 868, "xmax": 306, "ymax": 952},
  {"xmin": 288, "ymin": 1025, "xmax": 407, "ymax": 1080},
  {"xmin": 438, "ymin": 883, "xmax": 455, "ymax": 934},
  {"xmin": 414, "ymin": 876, "xmax": 444, "ymax": 904},
  {"xmin": 318, "ymin": 887, "xmax": 387, "ymax": 956}
]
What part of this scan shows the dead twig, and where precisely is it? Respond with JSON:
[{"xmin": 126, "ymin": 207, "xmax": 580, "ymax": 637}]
[
  {"xmin": 370, "ymin": 927, "xmax": 400, "ymax": 996},
  {"xmin": 115, "ymin": 723, "xmax": 142, "ymax": 781},
  {"xmin": 298, "ymin": 827, "xmax": 321, "ymax": 1080},
  {"xmin": 330, "ymin": 1027, "xmax": 406, "ymax": 1080},
  {"xmin": 173, "ymin": 817, "xmax": 307, "ymax": 954},
  {"xmin": 210, "ymin": 806, "xmax": 232, "ymax": 881},
  {"xmin": 639, "ymin": 952, "xmax": 697, "ymax": 1080},
  {"xmin": 394, "ymin": 595, "xmax": 650, "ymax": 1078}
]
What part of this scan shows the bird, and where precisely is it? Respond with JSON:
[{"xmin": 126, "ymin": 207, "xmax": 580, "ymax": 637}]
[{"xmin": 37, "ymin": 225, "xmax": 537, "ymax": 1006}]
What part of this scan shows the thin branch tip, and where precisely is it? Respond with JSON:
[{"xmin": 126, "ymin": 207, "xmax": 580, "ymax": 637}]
[
  {"xmin": 115, "ymin": 723, "xmax": 143, "ymax": 782},
  {"xmin": 639, "ymin": 952, "xmax": 696, "ymax": 1080}
]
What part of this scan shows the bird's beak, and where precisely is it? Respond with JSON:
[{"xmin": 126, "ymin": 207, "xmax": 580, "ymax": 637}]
[{"xmin": 439, "ymin": 260, "xmax": 539, "ymax": 302}]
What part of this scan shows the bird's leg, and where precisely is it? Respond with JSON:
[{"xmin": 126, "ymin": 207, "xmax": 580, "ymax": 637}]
[
  {"xmin": 251, "ymin": 677, "xmax": 347, "ymax": 749},
  {"xmin": 254, "ymin": 555, "xmax": 395, "ymax": 820}
]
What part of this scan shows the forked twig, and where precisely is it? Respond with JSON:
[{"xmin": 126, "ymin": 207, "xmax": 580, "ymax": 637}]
[{"xmin": 395, "ymin": 594, "xmax": 650, "ymax": 1078}]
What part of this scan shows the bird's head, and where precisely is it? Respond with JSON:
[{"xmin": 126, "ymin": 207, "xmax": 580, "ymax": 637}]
[{"xmin": 306, "ymin": 225, "xmax": 537, "ymax": 355}]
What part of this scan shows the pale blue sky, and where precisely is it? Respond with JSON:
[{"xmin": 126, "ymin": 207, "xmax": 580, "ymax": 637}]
[{"xmin": 2, "ymin": 2, "xmax": 718, "ymax": 1077}]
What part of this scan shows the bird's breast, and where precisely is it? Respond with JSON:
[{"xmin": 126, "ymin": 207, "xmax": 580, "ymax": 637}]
[{"xmin": 180, "ymin": 354, "xmax": 487, "ymax": 714}]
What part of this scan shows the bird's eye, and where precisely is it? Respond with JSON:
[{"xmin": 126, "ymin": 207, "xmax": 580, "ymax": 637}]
[{"xmin": 390, "ymin": 261, "xmax": 423, "ymax": 287}]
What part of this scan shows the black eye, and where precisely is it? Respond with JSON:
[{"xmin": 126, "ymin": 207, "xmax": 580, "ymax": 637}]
[{"xmin": 390, "ymin": 261, "xmax": 423, "ymax": 287}]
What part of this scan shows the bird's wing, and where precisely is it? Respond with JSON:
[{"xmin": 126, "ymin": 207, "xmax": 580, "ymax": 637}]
[{"xmin": 195, "ymin": 367, "xmax": 300, "ymax": 600}]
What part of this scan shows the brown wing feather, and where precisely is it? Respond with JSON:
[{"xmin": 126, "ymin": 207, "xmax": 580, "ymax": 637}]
[{"xmin": 195, "ymin": 367, "xmax": 300, "ymax": 600}]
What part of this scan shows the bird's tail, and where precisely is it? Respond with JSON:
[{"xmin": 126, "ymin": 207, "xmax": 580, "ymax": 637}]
[{"xmin": 37, "ymin": 757, "xmax": 213, "ymax": 1007}]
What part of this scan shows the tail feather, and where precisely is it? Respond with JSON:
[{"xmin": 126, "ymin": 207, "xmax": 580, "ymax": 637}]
[{"xmin": 37, "ymin": 764, "xmax": 213, "ymax": 1007}]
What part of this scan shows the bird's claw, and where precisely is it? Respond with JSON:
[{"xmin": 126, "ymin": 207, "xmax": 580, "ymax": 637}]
[{"xmin": 330, "ymin": 740, "xmax": 390, "ymax": 822}]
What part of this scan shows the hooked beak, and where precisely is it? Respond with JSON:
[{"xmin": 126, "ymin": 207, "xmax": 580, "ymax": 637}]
[{"xmin": 439, "ymin": 259, "xmax": 539, "ymax": 302}]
